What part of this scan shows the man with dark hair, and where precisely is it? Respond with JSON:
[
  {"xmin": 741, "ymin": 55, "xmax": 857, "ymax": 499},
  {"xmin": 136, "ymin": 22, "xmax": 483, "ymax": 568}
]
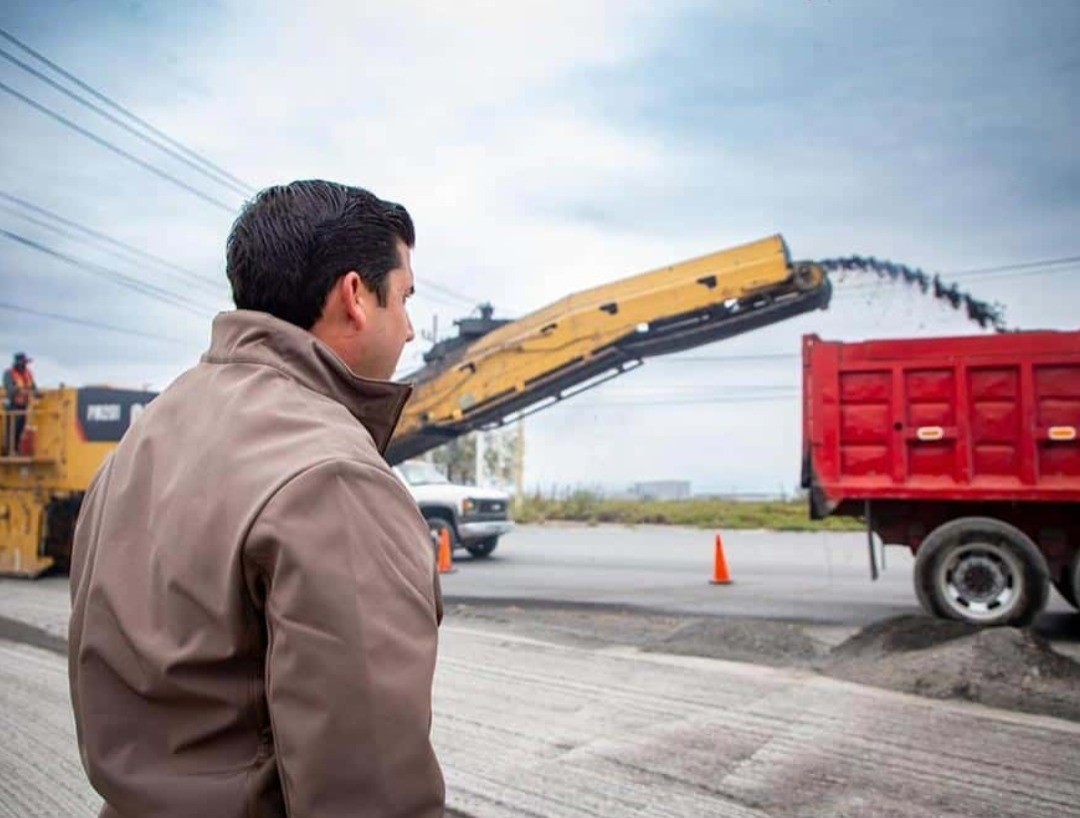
[{"xmin": 69, "ymin": 180, "xmax": 445, "ymax": 817}]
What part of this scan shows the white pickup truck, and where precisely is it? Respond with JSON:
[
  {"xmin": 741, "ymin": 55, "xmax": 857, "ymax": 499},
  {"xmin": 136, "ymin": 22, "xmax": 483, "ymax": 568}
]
[{"xmin": 393, "ymin": 460, "xmax": 514, "ymax": 558}]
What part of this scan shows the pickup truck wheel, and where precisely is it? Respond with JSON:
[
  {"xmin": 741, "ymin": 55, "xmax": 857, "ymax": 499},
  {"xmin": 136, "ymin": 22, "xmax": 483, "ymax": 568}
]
[
  {"xmin": 1054, "ymin": 551, "xmax": 1080, "ymax": 610},
  {"xmin": 427, "ymin": 517, "xmax": 457, "ymax": 555},
  {"xmin": 914, "ymin": 517, "xmax": 1049, "ymax": 627},
  {"xmin": 465, "ymin": 537, "xmax": 499, "ymax": 559}
]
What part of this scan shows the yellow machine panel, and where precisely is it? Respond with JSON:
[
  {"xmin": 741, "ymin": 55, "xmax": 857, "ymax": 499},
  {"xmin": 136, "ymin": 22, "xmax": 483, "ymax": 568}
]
[{"xmin": 0, "ymin": 386, "xmax": 155, "ymax": 576}]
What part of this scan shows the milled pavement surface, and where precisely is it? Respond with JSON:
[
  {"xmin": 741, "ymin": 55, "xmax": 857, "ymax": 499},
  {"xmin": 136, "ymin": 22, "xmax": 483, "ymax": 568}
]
[{"xmin": 2, "ymin": 576, "xmax": 1080, "ymax": 817}]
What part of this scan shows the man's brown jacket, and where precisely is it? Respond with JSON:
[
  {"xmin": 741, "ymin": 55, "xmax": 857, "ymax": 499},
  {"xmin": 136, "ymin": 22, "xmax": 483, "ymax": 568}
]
[{"xmin": 69, "ymin": 310, "xmax": 445, "ymax": 817}]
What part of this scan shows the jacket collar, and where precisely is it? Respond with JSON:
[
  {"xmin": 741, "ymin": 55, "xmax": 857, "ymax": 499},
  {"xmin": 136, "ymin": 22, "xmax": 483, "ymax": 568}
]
[{"xmin": 202, "ymin": 310, "xmax": 412, "ymax": 454}]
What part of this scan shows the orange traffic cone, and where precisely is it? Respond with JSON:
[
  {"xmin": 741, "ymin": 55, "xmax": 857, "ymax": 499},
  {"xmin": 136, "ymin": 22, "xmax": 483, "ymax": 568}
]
[
  {"xmin": 437, "ymin": 528, "xmax": 456, "ymax": 574},
  {"xmin": 710, "ymin": 532, "xmax": 732, "ymax": 585}
]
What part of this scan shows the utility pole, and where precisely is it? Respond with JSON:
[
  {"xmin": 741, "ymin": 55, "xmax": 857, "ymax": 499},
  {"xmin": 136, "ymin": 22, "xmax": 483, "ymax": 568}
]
[
  {"xmin": 514, "ymin": 419, "xmax": 525, "ymax": 511},
  {"xmin": 421, "ymin": 315, "xmax": 439, "ymax": 345},
  {"xmin": 474, "ymin": 430, "xmax": 485, "ymax": 486}
]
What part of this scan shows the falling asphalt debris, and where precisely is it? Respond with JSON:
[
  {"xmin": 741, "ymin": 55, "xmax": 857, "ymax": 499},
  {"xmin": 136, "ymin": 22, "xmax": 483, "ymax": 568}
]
[{"xmin": 818, "ymin": 255, "xmax": 1008, "ymax": 331}]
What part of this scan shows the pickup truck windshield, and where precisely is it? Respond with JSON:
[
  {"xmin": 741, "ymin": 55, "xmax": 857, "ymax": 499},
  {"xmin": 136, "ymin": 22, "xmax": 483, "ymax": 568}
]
[{"xmin": 398, "ymin": 461, "xmax": 450, "ymax": 486}]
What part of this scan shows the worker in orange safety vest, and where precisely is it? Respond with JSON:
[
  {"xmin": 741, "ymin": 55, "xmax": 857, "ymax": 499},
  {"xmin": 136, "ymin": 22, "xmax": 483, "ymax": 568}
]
[{"xmin": 3, "ymin": 352, "xmax": 39, "ymax": 455}]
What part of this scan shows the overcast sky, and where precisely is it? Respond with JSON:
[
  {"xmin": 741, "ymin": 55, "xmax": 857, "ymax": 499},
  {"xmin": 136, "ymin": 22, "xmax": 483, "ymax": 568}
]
[{"xmin": 1, "ymin": 0, "xmax": 1077, "ymax": 494}]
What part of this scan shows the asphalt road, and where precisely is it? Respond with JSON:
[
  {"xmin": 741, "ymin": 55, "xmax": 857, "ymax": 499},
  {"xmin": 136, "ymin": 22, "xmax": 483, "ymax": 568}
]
[
  {"xmin": 3, "ymin": 620, "xmax": 1080, "ymax": 818},
  {"xmin": 1, "ymin": 525, "xmax": 1079, "ymax": 818},
  {"xmin": 443, "ymin": 524, "xmax": 1074, "ymax": 626},
  {"xmin": 1, "ymin": 524, "xmax": 1073, "ymax": 646}
]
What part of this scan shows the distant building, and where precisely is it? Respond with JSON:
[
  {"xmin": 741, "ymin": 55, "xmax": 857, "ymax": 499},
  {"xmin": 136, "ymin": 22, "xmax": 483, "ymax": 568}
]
[{"xmin": 630, "ymin": 480, "xmax": 691, "ymax": 501}]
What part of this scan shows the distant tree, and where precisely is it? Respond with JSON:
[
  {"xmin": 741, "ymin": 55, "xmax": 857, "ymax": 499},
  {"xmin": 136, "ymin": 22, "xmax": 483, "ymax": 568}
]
[
  {"xmin": 428, "ymin": 427, "xmax": 521, "ymax": 487},
  {"xmin": 483, "ymin": 428, "xmax": 518, "ymax": 489},
  {"xmin": 429, "ymin": 434, "xmax": 475, "ymax": 484}
]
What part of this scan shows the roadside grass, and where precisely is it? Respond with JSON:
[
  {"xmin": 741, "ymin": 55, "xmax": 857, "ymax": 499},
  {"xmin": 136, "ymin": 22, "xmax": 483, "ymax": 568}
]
[{"xmin": 514, "ymin": 492, "xmax": 863, "ymax": 532}]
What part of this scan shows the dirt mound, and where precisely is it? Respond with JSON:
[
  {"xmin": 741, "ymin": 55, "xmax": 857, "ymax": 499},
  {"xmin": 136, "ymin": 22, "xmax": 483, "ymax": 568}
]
[
  {"xmin": 648, "ymin": 618, "xmax": 826, "ymax": 667},
  {"xmin": 829, "ymin": 615, "xmax": 1080, "ymax": 721},
  {"xmin": 831, "ymin": 614, "xmax": 979, "ymax": 657}
]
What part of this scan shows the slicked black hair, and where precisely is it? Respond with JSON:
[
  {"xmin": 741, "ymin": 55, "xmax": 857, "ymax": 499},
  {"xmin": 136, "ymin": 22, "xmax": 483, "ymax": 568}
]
[{"xmin": 226, "ymin": 180, "xmax": 415, "ymax": 329}]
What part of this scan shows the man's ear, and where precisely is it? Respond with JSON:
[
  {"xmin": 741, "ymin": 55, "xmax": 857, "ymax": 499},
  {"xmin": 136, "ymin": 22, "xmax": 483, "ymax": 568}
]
[{"xmin": 339, "ymin": 271, "xmax": 368, "ymax": 331}]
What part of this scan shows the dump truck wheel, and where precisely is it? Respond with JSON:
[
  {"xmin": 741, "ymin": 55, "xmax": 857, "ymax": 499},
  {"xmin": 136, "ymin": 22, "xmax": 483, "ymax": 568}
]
[
  {"xmin": 1054, "ymin": 579, "xmax": 1078, "ymax": 610},
  {"xmin": 1072, "ymin": 553, "xmax": 1080, "ymax": 611},
  {"xmin": 1055, "ymin": 551, "xmax": 1080, "ymax": 610},
  {"xmin": 914, "ymin": 517, "xmax": 1049, "ymax": 627},
  {"xmin": 466, "ymin": 537, "xmax": 499, "ymax": 559}
]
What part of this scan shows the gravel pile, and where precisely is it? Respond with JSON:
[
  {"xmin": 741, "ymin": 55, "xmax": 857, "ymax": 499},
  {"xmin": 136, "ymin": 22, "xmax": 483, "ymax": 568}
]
[
  {"xmin": 827, "ymin": 614, "xmax": 1080, "ymax": 720},
  {"xmin": 648, "ymin": 617, "xmax": 826, "ymax": 666}
]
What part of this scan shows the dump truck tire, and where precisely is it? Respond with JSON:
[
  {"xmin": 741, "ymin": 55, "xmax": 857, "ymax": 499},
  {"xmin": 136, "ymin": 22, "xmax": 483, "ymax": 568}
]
[
  {"xmin": 1055, "ymin": 551, "xmax": 1080, "ymax": 610},
  {"xmin": 914, "ymin": 517, "xmax": 1049, "ymax": 627}
]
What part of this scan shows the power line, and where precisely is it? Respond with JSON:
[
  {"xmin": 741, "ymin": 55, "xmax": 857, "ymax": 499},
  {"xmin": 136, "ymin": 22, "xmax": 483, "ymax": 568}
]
[
  {"xmin": 829, "ymin": 264, "xmax": 1080, "ymax": 310},
  {"xmin": 422, "ymin": 279, "xmax": 483, "ymax": 307},
  {"xmin": 952, "ymin": 262, "xmax": 1080, "ymax": 285},
  {"xmin": 0, "ymin": 26, "xmax": 484, "ymax": 309},
  {"xmin": 0, "ymin": 46, "xmax": 251, "ymax": 199},
  {"xmin": 0, "ymin": 203, "xmax": 226, "ymax": 301},
  {"xmin": 566, "ymin": 393, "xmax": 799, "ymax": 409},
  {"xmin": 0, "ymin": 228, "xmax": 209, "ymax": 315},
  {"xmin": 662, "ymin": 352, "xmax": 799, "ymax": 363},
  {"xmin": 0, "ymin": 80, "xmax": 238, "ymax": 214},
  {"xmin": 0, "ymin": 192, "xmax": 475, "ymax": 315},
  {"xmin": 603, "ymin": 382, "xmax": 797, "ymax": 394},
  {"xmin": 0, "ymin": 26, "xmax": 254, "ymax": 196},
  {"xmin": 0, "ymin": 300, "xmax": 188, "ymax": 345},
  {"xmin": 0, "ymin": 191, "xmax": 226, "ymax": 294},
  {"xmin": 412, "ymin": 288, "xmax": 474, "ymax": 309},
  {"xmin": 830, "ymin": 255, "xmax": 1080, "ymax": 295},
  {"xmin": 948, "ymin": 254, "xmax": 1080, "ymax": 278}
]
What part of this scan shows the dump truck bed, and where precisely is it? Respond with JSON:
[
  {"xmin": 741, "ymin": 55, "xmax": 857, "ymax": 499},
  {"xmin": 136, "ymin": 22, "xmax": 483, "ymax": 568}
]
[{"xmin": 802, "ymin": 330, "xmax": 1080, "ymax": 517}]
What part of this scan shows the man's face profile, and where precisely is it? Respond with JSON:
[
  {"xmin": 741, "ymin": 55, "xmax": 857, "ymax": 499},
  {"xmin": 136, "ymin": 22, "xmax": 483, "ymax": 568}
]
[{"xmin": 357, "ymin": 239, "xmax": 416, "ymax": 380}]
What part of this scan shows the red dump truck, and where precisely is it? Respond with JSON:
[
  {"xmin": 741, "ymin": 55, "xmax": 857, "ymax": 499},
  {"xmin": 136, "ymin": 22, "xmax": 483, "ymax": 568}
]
[{"xmin": 802, "ymin": 330, "xmax": 1080, "ymax": 626}]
